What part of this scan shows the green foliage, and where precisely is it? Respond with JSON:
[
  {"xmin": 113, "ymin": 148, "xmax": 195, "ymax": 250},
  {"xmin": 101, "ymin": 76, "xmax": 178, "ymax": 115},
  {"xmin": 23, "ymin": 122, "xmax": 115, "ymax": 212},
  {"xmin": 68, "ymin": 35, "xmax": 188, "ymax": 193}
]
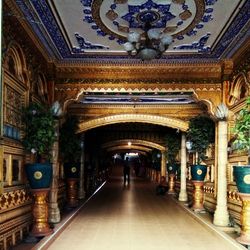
[
  {"xmin": 165, "ymin": 133, "xmax": 181, "ymax": 164},
  {"xmin": 151, "ymin": 149, "xmax": 161, "ymax": 170},
  {"xmin": 22, "ymin": 102, "xmax": 56, "ymax": 160},
  {"xmin": 233, "ymin": 97, "xmax": 250, "ymax": 152},
  {"xmin": 187, "ymin": 116, "xmax": 215, "ymax": 164},
  {"xmin": 59, "ymin": 116, "xmax": 81, "ymax": 163}
]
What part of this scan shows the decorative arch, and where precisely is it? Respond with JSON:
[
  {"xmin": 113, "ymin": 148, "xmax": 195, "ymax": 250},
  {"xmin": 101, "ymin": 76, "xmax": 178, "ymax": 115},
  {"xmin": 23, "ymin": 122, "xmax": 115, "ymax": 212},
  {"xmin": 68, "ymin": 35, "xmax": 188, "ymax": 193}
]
[
  {"xmin": 227, "ymin": 72, "xmax": 250, "ymax": 106},
  {"xmin": 4, "ymin": 42, "xmax": 28, "ymax": 84},
  {"xmin": 77, "ymin": 114, "xmax": 188, "ymax": 133},
  {"xmin": 106, "ymin": 145, "xmax": 152, "ymax": 153},
  {"xmin": 34, "ymin": 72, "xmax": 50, "ymax": 103},
  {"xmin": 102, "ymin": 139, "xmax": 165, "ymax": 151}
]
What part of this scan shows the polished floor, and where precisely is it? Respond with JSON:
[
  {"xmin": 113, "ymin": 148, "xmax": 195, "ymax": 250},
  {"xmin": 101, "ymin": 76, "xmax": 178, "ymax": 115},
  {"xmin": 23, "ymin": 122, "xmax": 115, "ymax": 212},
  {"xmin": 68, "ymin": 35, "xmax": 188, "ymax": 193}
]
[{"xmin": 45, "ymin": 167, "xmax": 242, "ymax": 250}]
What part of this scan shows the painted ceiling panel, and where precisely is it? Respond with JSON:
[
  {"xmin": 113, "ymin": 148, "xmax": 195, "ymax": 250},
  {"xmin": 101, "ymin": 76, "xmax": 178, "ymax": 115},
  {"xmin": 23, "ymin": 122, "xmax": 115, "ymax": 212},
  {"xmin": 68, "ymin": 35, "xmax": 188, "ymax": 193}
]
[{"xmin": 15, "ymin": 0, "xmax": 250, "ymax": 61}]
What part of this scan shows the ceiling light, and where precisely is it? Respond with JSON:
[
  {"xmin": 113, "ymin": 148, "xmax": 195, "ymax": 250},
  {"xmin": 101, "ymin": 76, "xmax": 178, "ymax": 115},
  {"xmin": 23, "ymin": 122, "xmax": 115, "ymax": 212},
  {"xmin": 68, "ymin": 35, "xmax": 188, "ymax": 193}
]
[{"xmin": 123, "ymin": 22, "xmax": 173, "ymax": 61}]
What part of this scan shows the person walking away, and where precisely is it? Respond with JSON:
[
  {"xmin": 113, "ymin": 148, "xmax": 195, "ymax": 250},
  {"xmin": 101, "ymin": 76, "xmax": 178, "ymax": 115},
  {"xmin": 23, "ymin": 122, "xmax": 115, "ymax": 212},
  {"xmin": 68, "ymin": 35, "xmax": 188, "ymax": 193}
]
[{"xmin": 123, "ymin": 158, "xmax": 130, "ymax": 185}]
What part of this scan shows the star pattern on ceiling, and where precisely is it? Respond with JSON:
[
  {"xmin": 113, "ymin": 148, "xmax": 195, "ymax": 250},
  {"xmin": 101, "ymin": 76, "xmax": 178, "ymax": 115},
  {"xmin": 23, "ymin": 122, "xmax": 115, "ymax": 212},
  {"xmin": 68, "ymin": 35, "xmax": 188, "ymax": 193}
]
[{"xmin": 14, "ymin": 0, "xmax": 250, "ymax": 62}]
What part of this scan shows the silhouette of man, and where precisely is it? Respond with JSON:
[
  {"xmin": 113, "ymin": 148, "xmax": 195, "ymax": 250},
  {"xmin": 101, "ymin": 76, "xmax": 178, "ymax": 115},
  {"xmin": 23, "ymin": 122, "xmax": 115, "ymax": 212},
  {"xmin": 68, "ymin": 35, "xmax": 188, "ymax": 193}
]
[{"xmin": 123, "ymin": 158, "xmax": 130, "ymax": 185}]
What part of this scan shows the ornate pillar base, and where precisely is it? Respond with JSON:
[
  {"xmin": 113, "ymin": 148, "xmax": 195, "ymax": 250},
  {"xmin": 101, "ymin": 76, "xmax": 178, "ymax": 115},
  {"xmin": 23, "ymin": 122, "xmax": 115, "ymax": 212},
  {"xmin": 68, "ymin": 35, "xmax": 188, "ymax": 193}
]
[
  {"xmin": 49, "ymin": 202, "xmax": 61, "ymax": 224},
  {"xmin": 192, "ymin": 181, "xmax": 205, "ymax": 212},
  {"xmin": 168, "ymin": 174, "xmax": 175, "ymax": 194},
  {"xmin": 236, "ymin": 193, "xmax": 250, "ymax": 246},
  {"xmin": 213, "ymin": 205, "xmax": 229, "ymax": 227},
  {"xmin": 178, "ymin": 190, "xmax": 188, "ymax": 202},
  {"xmin": 67, "ymin": 178, "xmax": 79, "ymax": 208},
  {"xmin": 31, "ymin": 188, "xmax": 53, "ymax": 237},
  {"xmin": 78, "ymin": 189, "xmax": 86, "ymax": 200}
]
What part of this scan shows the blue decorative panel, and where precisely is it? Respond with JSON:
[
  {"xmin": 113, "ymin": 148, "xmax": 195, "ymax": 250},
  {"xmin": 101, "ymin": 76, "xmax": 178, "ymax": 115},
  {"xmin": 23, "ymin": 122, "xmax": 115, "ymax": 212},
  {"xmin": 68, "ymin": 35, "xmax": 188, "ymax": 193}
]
[
  {"xmin": 4, "ymin": 125, "xmax": 20, "ymax": 140},
  {"xmin": 73, "ymin": 33, "xmax": 109, "ymax": 52},
  {"xmin": 121, "ymin": 0, "xmax": 175, "ymax": 29},
  {"xmin": 14, "ymin": 0, "xmax": 250, "ymax": 61},
  {"xmin": 174, "ymin": 33, "xmax": 211, "ymax": 53}
]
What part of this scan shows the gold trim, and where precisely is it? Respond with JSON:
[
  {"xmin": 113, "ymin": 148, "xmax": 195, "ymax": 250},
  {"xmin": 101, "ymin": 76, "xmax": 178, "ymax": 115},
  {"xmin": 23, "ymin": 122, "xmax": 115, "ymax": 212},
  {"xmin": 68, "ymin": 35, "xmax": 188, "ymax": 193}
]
[
  {"xmin": 102, "ymin": 139, "xmax": 165, "ymax": 151},
  {"xmin": 77, "ymin": 114, "xmax": 188, "ymax": 133},
  {"xmin": 106, "ymin": 145, "xmax": 152, "ymax": 152}
]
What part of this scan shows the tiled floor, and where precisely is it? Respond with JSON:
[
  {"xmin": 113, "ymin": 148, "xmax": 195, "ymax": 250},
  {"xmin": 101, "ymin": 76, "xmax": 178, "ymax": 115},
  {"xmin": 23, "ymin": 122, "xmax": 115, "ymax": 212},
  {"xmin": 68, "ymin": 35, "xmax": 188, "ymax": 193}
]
[{"xmin": 44, "ymin": 167, "xmax": 244, "ymax": 250}]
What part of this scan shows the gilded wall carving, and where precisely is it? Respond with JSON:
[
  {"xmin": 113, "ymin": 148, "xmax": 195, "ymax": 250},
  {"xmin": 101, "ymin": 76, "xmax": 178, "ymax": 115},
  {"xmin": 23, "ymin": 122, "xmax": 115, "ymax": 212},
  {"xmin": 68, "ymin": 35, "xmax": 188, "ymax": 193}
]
[
  {"xmin": 55, "ymin": 62, "xmax": 222, "ymax": 81},
  {"xmin": 55, "ymin": 83, "xmax": 222, "ymax": 115},
  {"xmin": 0, "ymin": 188, "xmax": 31, "ymax": 212}
]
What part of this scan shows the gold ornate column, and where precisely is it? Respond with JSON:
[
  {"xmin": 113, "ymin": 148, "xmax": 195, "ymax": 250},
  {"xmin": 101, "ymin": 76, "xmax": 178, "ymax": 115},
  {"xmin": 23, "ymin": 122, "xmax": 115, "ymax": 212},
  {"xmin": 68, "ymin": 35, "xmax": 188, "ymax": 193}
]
[
  {"xmin": 192, "ymin": 181, "xmax": 205, "ymax": 211},
  {"xmin": 67, "ymin": 178, "xmax": 79, "ymax": 208},
  {"xmin": 179, "ymin": 133, "xmax": 188, "ymax": 201},
  {"xmin": 213, "ymin": 104, "xmax": 230, "ymax": 226},
  {"xmin": 236, "ymin": 193, "xmax": 250, "ymax": 245},
  {"xmin": 31, "ymin": 188, "xmax": 53, "ymax": 237},
  {"xmin": 78, "ymin": 134, "xmax": 86, "ymax": 200},
  {"xmin": 49, "ymin": 119, "xmax": 61, "ymax": 223},
  {"xmin": 161, "ymin": 150, "xmax": 166, "ymax": 177},
  {"xmin": 168, "ymin": 174, "xmax": 175, "ymax": 194}
]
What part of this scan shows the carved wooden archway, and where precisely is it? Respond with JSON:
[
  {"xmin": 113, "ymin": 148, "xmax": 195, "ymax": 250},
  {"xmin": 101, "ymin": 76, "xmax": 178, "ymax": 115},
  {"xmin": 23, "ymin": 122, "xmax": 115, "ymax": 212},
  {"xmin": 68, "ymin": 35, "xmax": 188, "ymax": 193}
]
[{"xmin": 77, "ymin": 114, "xmax": 188, "ymax": 133}]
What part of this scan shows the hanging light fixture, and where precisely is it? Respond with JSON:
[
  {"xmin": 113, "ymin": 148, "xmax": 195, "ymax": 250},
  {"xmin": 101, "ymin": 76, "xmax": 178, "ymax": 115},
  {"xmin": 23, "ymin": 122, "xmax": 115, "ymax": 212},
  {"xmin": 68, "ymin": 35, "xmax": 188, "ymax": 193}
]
[{"xmin": 123, "ymin": 22, "xmax": 173, "ymax": 61}]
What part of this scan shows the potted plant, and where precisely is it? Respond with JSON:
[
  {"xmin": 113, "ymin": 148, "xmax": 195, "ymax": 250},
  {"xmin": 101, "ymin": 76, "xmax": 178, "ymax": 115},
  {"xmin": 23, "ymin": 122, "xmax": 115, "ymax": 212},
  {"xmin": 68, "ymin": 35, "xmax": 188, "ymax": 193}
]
[
  {"xmin": 165, "ymin": 133, "xmax": 180, "ymax": 175},
  {"xmin": 151, "ymin": 149, "xmax": 161, "ymax": 182},
  {"xmin": 187, "ymin": 115, "xmax": 215, "ymax": 181},
  {"xmin": 22, "ymin": 102, "xmax": 56, "ymax": 189},
  {"xmin": 233, "ymin": 96, "xmax": 250, "ymax": 193},
  {"xmin": 59, "ymin": 115, "xmax": 81, "ymax": 178},
  {"xmin": 59, "ymin": 115, "xmax": 81, "ymax": 207},
  {"xmin": 151, "ymin": 149, "xmax": 161, "ymax": 171}
]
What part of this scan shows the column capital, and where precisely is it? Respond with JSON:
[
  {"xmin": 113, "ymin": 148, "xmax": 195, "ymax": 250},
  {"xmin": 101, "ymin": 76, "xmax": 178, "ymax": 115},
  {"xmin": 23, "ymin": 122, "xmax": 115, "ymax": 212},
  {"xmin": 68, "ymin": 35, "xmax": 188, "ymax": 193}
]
[{"xmin": 215, "ymin": 103, "xmax": 229, "ymax": 121}]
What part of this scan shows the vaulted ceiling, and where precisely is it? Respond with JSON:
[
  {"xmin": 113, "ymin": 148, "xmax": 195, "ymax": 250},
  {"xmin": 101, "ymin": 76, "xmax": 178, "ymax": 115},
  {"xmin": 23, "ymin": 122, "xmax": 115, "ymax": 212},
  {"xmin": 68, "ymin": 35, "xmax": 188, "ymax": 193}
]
[{"xmin": 13, "ymin": 0, "xmax": 250, "ymax": 63}]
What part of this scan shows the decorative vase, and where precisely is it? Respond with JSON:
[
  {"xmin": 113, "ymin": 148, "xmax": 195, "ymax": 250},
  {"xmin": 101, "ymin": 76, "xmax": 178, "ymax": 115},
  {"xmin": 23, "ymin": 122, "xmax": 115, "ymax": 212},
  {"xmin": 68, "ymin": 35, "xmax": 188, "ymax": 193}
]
[
  {"xmin": 233, "ymin": 166, "xmax": 250, "ymax": 245},
  {"xmin": 66, "ymin": 178, "xmax": 79, "ymax": 208},
  {"xmin": 167, "ymin": 163, "xmax": 179, "ymax": 175},
  {"xmin": 64, "ymin": 162, "xmax": 80, "ymax": 179},
  {"xmin": 191, "ymin": 164, "xmax": 207, "ymax": 181},
  {"xmin": 233, "ymin": 166, "xmax": 250, "ymax": 193},
  {"xmin": 167, "ymin": 164, "xmax": 179, "ymax": 194},
  {"xmin": 191, "ymin": 165, "xmax": 207, "ymax": 212},
  {"xmin": 236, "ymin": 193, "xmax": 250, "ymax": 245},
  {"xmin": 30, "ymin": 188, "xmax": 53, "ymax": 237},
  {"xmin": 25, "ymin": 163, "xmax": 52, "ymax": 189}
]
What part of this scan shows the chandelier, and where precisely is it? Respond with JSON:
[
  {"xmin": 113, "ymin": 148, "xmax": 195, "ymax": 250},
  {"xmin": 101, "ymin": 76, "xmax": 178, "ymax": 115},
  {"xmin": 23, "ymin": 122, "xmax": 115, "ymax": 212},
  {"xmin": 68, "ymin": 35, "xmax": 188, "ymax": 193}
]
[{"xmin": 123, "ymin": 22, "xmax": 173, "ymax": 61}]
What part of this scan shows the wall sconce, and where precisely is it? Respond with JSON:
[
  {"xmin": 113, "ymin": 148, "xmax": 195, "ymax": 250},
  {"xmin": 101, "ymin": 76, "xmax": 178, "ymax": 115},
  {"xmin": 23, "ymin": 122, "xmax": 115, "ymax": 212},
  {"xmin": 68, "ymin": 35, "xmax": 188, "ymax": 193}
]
[{"xmin": 186, "ymin": 141, "xmax": 193, "ymax": 151}]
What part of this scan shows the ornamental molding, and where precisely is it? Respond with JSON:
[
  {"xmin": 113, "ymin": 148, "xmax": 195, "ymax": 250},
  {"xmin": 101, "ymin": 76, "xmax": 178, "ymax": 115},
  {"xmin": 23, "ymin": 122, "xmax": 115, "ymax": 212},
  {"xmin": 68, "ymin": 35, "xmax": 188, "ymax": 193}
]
[
  {"xmin": 55, "ymin": 83, "xmax": 222, "ymax": 92},
  {"xmin": 55, "ymin": 63, "xmax": 222, "ymax": 80},
  {"xmin": 77, "ymin": 114, "xmax": 189, "ymax": 133},
  {"xmin": 70, "ymin": 103, "xmax": 200, "ymax": 109}
]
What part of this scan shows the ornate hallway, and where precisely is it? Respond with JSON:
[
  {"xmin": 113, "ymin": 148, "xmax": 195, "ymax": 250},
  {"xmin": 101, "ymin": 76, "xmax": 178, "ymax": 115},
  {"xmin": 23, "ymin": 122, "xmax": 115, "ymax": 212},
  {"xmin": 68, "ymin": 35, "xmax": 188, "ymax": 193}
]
[{"xmin": 40, "ymin": 167, "xmax": 243, "ymax": 250}]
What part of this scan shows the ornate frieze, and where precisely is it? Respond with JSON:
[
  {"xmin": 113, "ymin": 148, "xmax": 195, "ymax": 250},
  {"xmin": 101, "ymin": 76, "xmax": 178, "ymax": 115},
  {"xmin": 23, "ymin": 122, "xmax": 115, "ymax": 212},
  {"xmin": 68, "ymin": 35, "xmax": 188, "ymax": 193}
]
[{"xmin": 55, "ymin": 63, "xmax": 222, "ymax": 80}]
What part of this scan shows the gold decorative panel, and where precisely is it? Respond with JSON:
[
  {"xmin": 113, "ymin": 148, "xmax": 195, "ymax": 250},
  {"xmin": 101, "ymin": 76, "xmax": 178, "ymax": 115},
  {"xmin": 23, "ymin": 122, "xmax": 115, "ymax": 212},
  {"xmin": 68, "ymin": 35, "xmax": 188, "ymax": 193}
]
[
  {"xmin": 0, "ymin": 188, "xmax": 31, "ymax": 212},
  {"xmin": 4, "ymin": 85, "xmax": 22, "ymax": 124}
]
